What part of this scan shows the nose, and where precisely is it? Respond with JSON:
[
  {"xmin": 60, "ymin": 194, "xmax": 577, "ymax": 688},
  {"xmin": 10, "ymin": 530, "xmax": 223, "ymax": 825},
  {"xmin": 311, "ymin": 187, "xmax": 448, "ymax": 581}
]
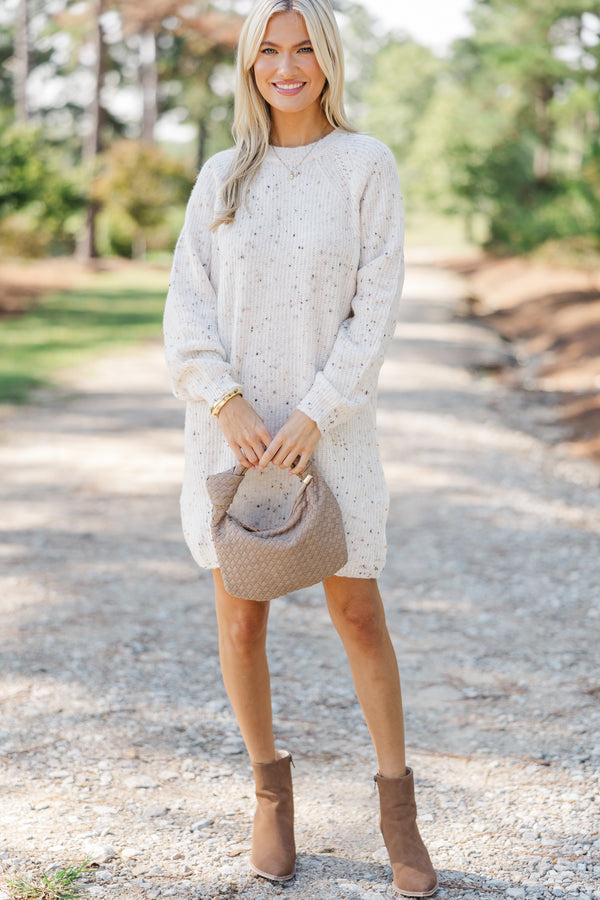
[{"xmin": 277, "ymin": 51, "xmax": 297, "ymax": 77}]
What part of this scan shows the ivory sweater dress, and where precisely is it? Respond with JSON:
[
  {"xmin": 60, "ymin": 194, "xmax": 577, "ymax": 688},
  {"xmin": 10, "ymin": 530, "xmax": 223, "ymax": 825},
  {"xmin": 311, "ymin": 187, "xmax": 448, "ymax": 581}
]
[{"xmin": 163, "ymin": 129, "xmax": 404, "ymax": 579}]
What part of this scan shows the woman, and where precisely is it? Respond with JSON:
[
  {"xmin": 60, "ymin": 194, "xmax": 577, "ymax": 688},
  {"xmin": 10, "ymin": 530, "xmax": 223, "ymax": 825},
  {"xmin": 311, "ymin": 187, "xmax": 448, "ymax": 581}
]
[{"xmin": 164, "ymin": 0, "xmax": 437, "ymax": 895}]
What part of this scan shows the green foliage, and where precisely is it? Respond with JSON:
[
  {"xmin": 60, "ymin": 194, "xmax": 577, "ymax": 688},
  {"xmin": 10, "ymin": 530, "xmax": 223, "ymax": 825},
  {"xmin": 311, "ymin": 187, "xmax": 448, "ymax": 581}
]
[
  {"xmin": 443, "ymin": 0, "xmax": 600, "ymax": 250},
  {"xmin": 7, "ymin": 859, "xmax": 91, "ymax": 900},
  {"xmin": 0, "ymin": 123, "xmax": 47, "ymax": 216},
  {"xmin": 0, "ymin": 19, "xmax": 15, "ymax": 107},
  {"xmin": 362, "ymin": 0, "xmax": 600, "ymax": 252},
  {"xmin": 362, "ymin": 39, "xmax": 442, "ymax": 164},
  {"xmin": 0, "ymin": 266, "xmax": 170, "ymax": 403},
  {"xmin": 92, "ymin": 140, "xmax": 191, "ymax": 258},
  {"xmin": 1, "ymin": 0, "xmax": 598, "ymax": 258},
  {"xmin": 0, "ymin": 123, "xmax": 84, "ymax": 253}
]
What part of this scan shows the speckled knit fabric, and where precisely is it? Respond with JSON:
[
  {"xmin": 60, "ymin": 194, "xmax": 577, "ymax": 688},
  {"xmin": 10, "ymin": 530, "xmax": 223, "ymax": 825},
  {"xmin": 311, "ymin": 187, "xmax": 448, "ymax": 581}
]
[{"xmin": 163, "ymin": 129, "xmax": 404, "ymax": 578}]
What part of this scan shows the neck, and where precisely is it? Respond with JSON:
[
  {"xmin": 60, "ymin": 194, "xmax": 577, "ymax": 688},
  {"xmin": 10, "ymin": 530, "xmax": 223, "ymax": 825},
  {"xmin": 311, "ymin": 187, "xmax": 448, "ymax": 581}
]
[{"xmin": 270, "ymin": 108, "xmax": 332, "ymax": 147}]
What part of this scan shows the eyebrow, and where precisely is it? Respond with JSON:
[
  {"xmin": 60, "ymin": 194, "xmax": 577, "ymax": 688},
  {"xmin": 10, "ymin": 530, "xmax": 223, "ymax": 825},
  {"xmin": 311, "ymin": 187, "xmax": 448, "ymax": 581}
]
[{"xmin": 260, "ymin": 39, "xmax": 313, "ymax": 48}]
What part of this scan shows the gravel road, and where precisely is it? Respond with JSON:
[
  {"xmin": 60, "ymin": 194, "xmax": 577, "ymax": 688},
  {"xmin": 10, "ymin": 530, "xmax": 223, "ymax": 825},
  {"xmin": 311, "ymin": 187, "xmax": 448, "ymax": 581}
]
[{"xmin": 1, "ymin": 260, "xmax": 599, "ymax": 900}]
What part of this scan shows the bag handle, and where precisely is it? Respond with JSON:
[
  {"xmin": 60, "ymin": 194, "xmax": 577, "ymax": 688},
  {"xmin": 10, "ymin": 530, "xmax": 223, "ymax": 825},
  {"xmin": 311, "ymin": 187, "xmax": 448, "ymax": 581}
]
[{"xmin": 232, "ymin": 462, "xmax": 313, "ymax": 482}]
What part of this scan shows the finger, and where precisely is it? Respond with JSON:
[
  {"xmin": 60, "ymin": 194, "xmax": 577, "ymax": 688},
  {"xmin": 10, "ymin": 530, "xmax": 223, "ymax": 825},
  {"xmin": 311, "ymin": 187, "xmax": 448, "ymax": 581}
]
[
  {"xmin": 228, "ymin": 440, "xmax": 252, "ymax": 468},
  {"xmin": 281, "ymin": 449, "xmax": 300, "ymax": 469},
  {"xmin": 249, "ymin": 437, "xmax": 270, "ymax": 461},
  {"xmin": 258, "ymin": 439, "xmax": 280, "ymax": 469},
  {"xmin": 288, "ymin": 454, "xmax": 303, "ymax": 472},
  {"xmin": 240, "ymin": 443, "xmax": 259, "ymax": 466},
  {"xmin": 296, "ymin": 451, "xmax": 310, "ymax": 472},
  {"xmin": 289, "ymin": 452, "xmax": 308, "ymax": 474},
  {"xmin": 257, "ymin": 425, "xmax": 273, "ymax": 447},
  {"xmin": 272, "ymin": 445, "xmax": 296, "ymax": 469}
]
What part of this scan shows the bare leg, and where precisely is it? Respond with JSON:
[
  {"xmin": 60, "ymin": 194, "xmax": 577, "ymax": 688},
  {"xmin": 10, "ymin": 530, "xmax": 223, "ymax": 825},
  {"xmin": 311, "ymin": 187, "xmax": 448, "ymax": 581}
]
[
  {"xmin": 323, "ymin": 575, "xmax": 406, "ymax": 777},
  {"xmin": 213, "ymin": 570, "xmax": 276, "ymax": 764}
]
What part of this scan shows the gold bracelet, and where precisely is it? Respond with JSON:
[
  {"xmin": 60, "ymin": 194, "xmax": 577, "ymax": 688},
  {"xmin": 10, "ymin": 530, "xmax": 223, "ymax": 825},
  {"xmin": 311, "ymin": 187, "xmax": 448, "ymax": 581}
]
[{"xmin": 211, "ymin": 387, "xmax": 241, "ymax": 418}]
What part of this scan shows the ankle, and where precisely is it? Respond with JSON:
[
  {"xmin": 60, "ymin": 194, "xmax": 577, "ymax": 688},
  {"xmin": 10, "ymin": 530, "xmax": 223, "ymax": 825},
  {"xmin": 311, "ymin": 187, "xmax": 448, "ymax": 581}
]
[{"xmin": 376, "ymin": 765, "xmax": 409, "ymax": 779}]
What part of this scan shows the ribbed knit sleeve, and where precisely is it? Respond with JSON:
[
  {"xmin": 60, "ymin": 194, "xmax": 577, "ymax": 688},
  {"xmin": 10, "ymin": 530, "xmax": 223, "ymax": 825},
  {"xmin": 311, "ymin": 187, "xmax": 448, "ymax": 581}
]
[
  {"xmin": 296, "ymin": 144, "xmax": 404, "ymax": 433},
  {"xmin": 163, "ymin": 154, "xmax": 241, "ymax": 408}
]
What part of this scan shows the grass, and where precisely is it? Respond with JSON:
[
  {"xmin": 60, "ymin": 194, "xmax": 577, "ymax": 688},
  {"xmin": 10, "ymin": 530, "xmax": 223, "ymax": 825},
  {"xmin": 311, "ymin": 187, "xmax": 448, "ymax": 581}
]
[
  {"xmin": 0, "ymin": 265, "xmax": 170, "ymax": 403},
  {"xmin": 6, "ymin": 860, "xmax": 92, "ymax": 900}
]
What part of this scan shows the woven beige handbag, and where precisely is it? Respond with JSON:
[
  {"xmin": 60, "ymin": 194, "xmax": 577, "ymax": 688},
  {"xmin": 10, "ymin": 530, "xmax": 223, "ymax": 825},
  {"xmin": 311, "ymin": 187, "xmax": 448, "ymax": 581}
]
[{"xmin": 206, "ymin": 462, "xmax": 348, "ymax": 601}]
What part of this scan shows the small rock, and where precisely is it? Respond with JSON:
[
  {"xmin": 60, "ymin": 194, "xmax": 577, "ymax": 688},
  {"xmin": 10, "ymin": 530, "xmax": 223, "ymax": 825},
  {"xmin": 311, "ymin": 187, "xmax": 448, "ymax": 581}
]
[
  {"xmin": 143, "ymin": 806, "xmax": 168, "ymax": 818},
  {"xmin": 93, "ymin": 805, "xmax": 119, "ymax": 815},
  {"xmin": 84, "ymin": 842, "xmax": 117, "ymax": 864},
  {"xmin": 191, "ymin": 819, "xmax": 214, "ymax": 831},
  {"xmin": 506, "ymin": 890, "xmax": 525, "ymax": 899},
  {"xmin": 227, "ymin": 843, "xmax": 251, "ymax": 857},
  {"xmin": 0, "ymin": 891, "xmax": 11, "ymax": 900},
  {"xmin": 222, "ymin": 743, "xmax": 244, "ymax": 755},
  {"xmin": 125, "ymin": 775, "xmax": 159, "ymax": 789},
  {"xmin": 159, "ymin": 768, "xmax": 180, "ymax": 781},
  {"xmin": 219, "ymin": 864, "xmax": 237, "ymax": 876},
  {"xmin": 94, "ymin": 871, "xmax": 114, "ymax": 882},
  {"xmin": 372, "ymin": 847, "xmax": 388, "ymax": 864},
  {"xmin": 121, "ymin": 847, "xmax": 142, "ymax": 860}
]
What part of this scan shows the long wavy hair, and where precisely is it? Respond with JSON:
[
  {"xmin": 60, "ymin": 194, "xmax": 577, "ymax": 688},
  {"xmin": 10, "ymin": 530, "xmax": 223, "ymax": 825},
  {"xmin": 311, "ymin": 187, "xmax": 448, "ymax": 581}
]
[{"xmin": 212, "ymin": 0, "xmax": 355, "ymax": 229}]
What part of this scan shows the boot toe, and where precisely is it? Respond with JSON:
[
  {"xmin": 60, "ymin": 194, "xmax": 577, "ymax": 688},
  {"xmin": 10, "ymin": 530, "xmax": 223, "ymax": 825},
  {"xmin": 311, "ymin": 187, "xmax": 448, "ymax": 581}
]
[
  {"xmin": 250, "ymin": 855, "xmax": 296, "ymax": 882},
  {"xmin": 391, "ymin": 865, "xmax": 438, "ymax": 897}
]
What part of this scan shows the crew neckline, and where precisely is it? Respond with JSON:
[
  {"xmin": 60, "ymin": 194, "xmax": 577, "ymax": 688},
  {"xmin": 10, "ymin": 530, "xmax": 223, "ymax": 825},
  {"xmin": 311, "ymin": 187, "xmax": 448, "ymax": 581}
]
[{"xmin": 268, "ymin": 128, "xmax": 340, "ymax": 153}]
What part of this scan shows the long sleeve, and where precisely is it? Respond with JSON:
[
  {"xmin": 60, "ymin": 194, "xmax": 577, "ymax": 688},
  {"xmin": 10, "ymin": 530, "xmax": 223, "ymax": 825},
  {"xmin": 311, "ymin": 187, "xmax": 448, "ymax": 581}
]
[
  {"xmin": 296, "ymin": 144, "xmax": 404, "ymax": 433},
  {"xmin": 163, "ymin": 154, "xmax": 241, "ymax": 408}
]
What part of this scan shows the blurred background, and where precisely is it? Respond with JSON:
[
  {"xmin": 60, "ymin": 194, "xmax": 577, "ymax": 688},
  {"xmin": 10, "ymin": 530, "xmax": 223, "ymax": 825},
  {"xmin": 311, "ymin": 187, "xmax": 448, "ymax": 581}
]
[{"xmin": 0, "ymin": 0, "xmax": 599, "ymax": 417}]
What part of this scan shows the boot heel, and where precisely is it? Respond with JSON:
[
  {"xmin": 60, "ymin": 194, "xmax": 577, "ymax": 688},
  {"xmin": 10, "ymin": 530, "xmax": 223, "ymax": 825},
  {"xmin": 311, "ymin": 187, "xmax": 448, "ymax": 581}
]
[
  {"xmin": 374, "ymin": 767, "xmax": 438, "ymax": 897},
  {"xmin": 250, "ymin": 749, "xmax": 296, "ymax": 882}
]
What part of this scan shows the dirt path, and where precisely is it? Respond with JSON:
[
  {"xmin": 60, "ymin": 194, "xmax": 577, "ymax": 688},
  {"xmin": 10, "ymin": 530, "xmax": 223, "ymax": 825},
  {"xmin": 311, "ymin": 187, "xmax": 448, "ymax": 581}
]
[{"xmin": 1, "ymin": 261, "xmax": 599, "ymax": 900}]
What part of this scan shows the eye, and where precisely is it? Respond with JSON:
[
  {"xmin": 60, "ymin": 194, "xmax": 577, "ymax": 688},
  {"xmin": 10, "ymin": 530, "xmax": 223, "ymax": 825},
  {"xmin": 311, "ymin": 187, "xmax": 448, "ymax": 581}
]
[
  {"xmin": 261, "ymin": 47, "xmax": 277, "ymax": 54},
  {"xmin": 298, "ymin": 46, "xmax": 314, "ymax": 53}
]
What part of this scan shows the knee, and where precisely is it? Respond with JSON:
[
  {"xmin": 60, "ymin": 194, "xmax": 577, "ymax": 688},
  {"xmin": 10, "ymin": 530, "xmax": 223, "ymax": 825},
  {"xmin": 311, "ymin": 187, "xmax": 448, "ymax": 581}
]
[
  {"xmin": 223, "ymin": 607, "xmax": 268, "ymax": 655},
  {"xmin": 335, "ymin": 596, "xmax": 386, "ymax": 650}
]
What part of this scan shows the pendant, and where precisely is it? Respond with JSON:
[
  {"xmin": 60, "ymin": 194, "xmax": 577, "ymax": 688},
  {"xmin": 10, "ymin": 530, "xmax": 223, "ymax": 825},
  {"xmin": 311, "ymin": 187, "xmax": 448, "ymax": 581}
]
[{"xmin": 290, "ymin": 172, "xmax": 297, "ymax": 180}]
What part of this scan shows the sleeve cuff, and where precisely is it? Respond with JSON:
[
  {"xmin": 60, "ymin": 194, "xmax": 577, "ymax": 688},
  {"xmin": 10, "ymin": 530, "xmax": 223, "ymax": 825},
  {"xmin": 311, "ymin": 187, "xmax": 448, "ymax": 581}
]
[
  {"xmin": 173, "ymin": 366, "xmax": 242, "ymax": 408},
  {"xmin": 297, "ymin": 377, "xmax": 343, "ymax": 434}
]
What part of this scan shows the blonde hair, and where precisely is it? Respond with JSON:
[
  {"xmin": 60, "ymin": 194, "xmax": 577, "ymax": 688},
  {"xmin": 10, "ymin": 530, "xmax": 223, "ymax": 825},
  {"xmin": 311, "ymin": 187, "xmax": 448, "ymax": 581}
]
[{"xmin": 212, "ymin": 0, "xmax": 355, "ymax": 229}]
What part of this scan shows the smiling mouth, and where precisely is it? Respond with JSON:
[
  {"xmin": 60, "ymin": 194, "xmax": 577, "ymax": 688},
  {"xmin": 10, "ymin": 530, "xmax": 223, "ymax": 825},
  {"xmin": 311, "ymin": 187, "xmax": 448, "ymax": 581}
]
[{"xmin": 273, "ymin": 82, "xmax": 306, "ymax": 93}]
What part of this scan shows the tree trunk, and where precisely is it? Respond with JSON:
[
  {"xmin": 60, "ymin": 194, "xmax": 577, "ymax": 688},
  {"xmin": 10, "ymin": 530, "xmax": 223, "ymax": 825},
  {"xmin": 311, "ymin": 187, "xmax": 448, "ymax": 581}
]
[
  {"xmin": 77, "ymin": 0, "xmax": 104, "ymax": 262},
  {"xmin": 197, "ymin": 118, "xmax": 208, "ymax": 171},
  {"xmin": 132, "ymin": 229, "xmax": 146, "ymax": 261},
  {"xmin": 140, "ymin": 30, "xmax": 158, "ymax": 145},
  {"xmin": 14, "ymin": 0, "xmax": 29, "ymax": 123},
  {"xmin": 533, "ymin": 87, "xmax": 553, "ymax": 183}
]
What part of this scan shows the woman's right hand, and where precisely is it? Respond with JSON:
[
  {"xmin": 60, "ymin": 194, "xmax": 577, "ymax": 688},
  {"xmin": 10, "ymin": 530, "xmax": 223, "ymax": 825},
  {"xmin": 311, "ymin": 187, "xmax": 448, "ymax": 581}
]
[{"xmin": 217, "ymin": 395, "xmax": 272, "ymax": 468}]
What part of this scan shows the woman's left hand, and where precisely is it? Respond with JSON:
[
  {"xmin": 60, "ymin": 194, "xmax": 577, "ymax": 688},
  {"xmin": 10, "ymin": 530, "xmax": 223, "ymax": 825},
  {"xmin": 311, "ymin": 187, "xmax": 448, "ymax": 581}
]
[{"xmin": 258, "ymin": 410, "xmax": 321, "ymax": 472}]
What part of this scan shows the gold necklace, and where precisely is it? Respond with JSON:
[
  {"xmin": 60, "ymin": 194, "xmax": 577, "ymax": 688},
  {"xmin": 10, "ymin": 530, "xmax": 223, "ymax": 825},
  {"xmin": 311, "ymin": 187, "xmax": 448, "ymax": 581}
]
[{"xmin": 271, "ymin": 127, "xmax": 330, "ymax": 181}]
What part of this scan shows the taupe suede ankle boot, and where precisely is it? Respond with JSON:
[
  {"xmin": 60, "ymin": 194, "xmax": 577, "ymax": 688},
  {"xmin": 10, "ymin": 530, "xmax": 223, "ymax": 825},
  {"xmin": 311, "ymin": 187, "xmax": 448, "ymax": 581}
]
[
  {"xmin": 374, "ymin": 767, "xmax": 438, "ymax": 897},
  {"xmin": 250, "ymin": 750, "xmax": 296, "ymax": 882}
]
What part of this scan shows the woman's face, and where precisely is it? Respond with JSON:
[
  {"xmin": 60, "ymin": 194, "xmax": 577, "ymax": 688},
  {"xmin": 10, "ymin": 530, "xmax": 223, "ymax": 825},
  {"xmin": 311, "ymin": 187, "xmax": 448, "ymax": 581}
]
[{"xmin": 253, "ymin": 11, "xmax": 327, "ymax": 118}]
